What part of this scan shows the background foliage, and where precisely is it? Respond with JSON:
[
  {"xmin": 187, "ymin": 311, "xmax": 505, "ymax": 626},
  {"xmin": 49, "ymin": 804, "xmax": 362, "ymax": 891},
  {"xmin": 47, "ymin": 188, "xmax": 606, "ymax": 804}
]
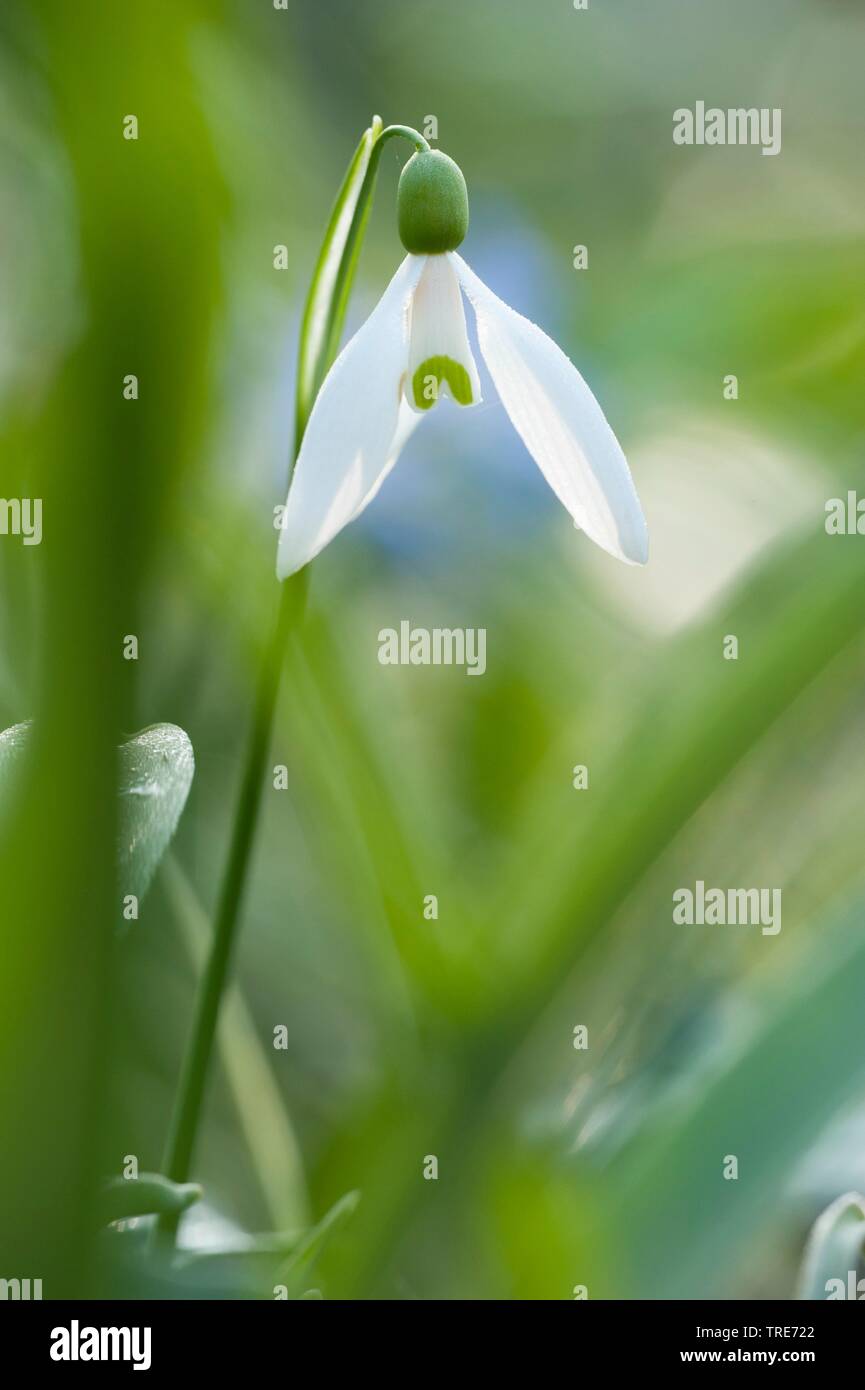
[{"xmin": 1, "ymin": 0, "xmax": 864, "ymax": 1299}]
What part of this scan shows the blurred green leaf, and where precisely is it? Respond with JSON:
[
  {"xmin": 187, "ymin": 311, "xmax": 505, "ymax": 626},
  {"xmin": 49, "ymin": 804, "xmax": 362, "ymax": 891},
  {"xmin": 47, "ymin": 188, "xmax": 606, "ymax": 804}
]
[
  {"xmin": 118, "ymin": 724, "xmax": 194, "ymax": 905},
  {"xmin": 1, "ymin": 720, "xmax": 194, "ymax": 910},
  {"xmin": 174, "ymin": 1232, "xmax": 303, "ymax": 1297},
  {"xmin": 170, "ymin": 1196, "xmax": 359, "ymax": 1300},
  {"xmin": 611, "ymin": 243, "xmax": 865, "ymax": 443},
  {"xmin": 317, "ymin": 526, "xmax": 865, "ymax": 1296},
  {"xmin": 486, "ymin": 1150, "xmax": 612, "ymax": 1301},
  {"xmin": 276, "ymin": 1190, "xmax": 360, "ymax": 1296},
  {"xmin": 0, "ymin": 719, "xmax": 30, "ymax": 813},
  {"xmin": 0, "ymin": 718, "xmax": 29, "ymax": 767},
  {"xmin": 611, "ymin": 894, "xmax": 865, "ymax": 1297},
  {"xmin": 486, "ymin": 527, "xmax": 865, "ymax": 1027},
  {"xmin": 100, "ymin": 1174, "xmax": 202, "ymax": 1224},
  {"xmin": 797, "ymin": 1192, "xmax": 865, "ymax": 1301}
]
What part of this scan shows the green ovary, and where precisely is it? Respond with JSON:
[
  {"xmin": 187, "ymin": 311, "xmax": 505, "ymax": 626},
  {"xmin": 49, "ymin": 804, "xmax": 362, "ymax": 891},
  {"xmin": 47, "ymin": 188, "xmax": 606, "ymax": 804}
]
[{"xmin": 412, "ymin": 356, "xmax": 473, "ymax": 410}]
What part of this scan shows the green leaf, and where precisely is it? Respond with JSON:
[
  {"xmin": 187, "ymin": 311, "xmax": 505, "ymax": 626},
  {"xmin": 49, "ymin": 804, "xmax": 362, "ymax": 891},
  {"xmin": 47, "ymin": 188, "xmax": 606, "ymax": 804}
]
[
  {"xmin": 318, "ymin": 527, "xmax": 865, "ymax": 1297},
  {"xmin": 487, "ymin": 1152, "xmax": 612, "ymax": 1300},
  {"xmin": 797, "ymin": 1193, "xmax": 865, "ymax": 1301},
  {"xmin": 485, "ymin": 527, "xmax": 865, "ymax": 1026},
  {"xmin": 275, "ymin": 1190, "xmax": 360, "ymax": 1296},
  {"xmin": 0, "ymin": 721, "xmax": 33, "ymax": 819},
  {"xmin": 129, "ymin": 1232, "xmax": 303, "ymax": 1300},
  {"xmin": 0, "ymin": 721, "xmax": 194, "ymax": 911},
  {"xmin": 295, "ymin": 116, "xmax": 382, "ymax": 447},
  {"xmin": 100, "ymin": 1174, "xmax": 202, "ymax": 1224},
  {"xmin": 172, "ymin": 1222, "xmax": 343, "ymax": 1300},
  {"xmin": 0, "ymin": 719, "xmax": 30, "ymax": 775},
  {"xmin": 118, "ymin": 723, "xmax": 194, "ymax": 905},
  {"xmin": 610, "ymin": 895, "xmax": 865, "ymax": 1297}
]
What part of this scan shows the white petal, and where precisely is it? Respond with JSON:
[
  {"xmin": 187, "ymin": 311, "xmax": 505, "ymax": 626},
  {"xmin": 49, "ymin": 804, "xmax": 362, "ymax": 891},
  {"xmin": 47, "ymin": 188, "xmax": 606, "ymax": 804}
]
[
  {"xmin": 405, "ymin": 253, "xmax": 481, "ymax": 413},
  {"xmin": 276, "ymin": 255, "xmax": 425, "ymax": 579},
  {"xmin": 358, "ymin": 395, "xmax": 423, "ymax": 511},
  {"xmin": 451, "ymin": 253, "xmax": 648, "ymax": 565}
]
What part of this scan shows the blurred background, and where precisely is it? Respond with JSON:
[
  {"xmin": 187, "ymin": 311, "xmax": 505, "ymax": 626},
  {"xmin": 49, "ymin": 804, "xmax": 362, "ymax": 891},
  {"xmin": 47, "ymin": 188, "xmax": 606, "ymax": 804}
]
[{"xmin": 1, "ymin": 0, "xmax": 864, "ymax": 1299}]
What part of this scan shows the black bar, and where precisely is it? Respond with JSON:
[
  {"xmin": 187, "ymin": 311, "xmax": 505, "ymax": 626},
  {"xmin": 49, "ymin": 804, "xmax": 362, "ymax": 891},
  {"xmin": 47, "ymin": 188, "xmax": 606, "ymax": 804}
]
[{"xmin": 0, "ymin": 1299, "xmax": 859, "ymax": 1373}]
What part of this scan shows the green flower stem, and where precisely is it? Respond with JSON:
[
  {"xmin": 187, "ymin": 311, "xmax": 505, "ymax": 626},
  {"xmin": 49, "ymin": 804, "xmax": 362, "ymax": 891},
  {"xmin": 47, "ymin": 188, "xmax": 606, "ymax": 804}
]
[
  {"xmin": 162, "ymin": 852, "xmax": 310, "ymax": 1230},
  {"xmin": 157, "ymin": 117, "xmax": 424, "ymax": 1244},
  {"xmin": 158, "ymin": 573, "xmax": 305, "ymax": 1239},
  {"xmin": 379, "ymin": 124, "xmax": 430, "ymax": 153}
]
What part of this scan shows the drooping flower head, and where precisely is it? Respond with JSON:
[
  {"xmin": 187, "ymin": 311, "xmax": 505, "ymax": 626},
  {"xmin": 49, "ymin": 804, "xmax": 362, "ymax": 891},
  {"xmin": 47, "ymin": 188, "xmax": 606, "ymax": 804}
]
[{"xmin": 277, "ymin": 142, "xmax": 647, "ymax": 578}]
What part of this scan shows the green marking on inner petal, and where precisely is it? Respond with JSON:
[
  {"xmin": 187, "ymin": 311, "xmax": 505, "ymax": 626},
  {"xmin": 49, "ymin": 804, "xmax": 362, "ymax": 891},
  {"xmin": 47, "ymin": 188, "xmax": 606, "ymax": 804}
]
[{"xmin": 412, "ymin": 355, "xmax": 473, "ymax": 410}]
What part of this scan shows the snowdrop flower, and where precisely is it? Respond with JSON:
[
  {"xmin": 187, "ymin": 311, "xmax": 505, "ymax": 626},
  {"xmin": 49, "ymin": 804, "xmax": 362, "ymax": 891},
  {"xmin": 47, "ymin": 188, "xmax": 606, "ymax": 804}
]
[{"xmin": 277, "ymin": 149, "xmax": 647, "ymax": 578}]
